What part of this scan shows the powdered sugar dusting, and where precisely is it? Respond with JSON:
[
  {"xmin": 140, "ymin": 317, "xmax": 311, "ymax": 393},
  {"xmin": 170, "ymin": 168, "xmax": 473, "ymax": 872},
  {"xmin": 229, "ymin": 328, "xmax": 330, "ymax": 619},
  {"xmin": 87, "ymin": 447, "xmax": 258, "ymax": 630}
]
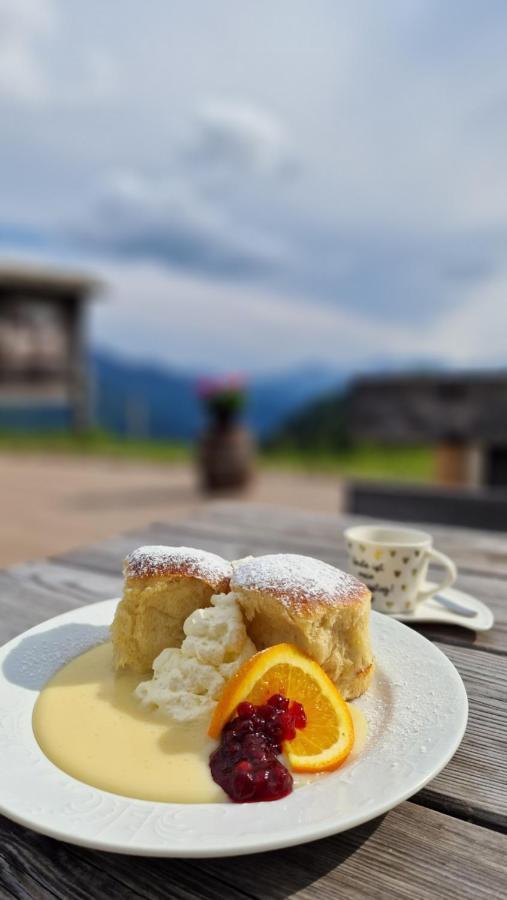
[
  {"xmin": 124, "ymin": 545, "xmax": 231, "ymax": 589},
  {"xmin": 231, "ymin": 553, "xmax": 367, "ymax": 611}
]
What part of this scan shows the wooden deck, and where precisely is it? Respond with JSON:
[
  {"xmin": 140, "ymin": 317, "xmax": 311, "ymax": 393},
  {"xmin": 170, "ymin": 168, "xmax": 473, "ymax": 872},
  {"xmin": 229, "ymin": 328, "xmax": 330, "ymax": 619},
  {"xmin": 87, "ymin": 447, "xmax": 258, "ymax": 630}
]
[
  {"xmin": 0, "ymin": 453, "xmax": 344, "ymax": 567},
  {"xmin": 0, "ymin": 502, "xmax": 505, "ymax": 898}
]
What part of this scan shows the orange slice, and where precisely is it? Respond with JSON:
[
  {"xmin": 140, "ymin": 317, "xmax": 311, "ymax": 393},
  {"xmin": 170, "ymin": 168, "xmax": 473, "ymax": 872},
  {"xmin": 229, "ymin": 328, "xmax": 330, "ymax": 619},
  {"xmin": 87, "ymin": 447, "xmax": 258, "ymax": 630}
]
[{"xmin": 208, "ymin": 643, "xmax": 354, "ymax": 772}]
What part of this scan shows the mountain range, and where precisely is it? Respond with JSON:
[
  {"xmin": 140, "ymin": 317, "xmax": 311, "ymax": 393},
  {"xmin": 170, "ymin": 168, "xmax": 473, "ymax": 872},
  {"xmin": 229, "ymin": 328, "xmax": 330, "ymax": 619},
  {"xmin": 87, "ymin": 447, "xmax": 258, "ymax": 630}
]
[
  {"xmin": 0, "ymin": 349, "xmax": 447, "ymax": 442},
  {"xmin": 91, "ymin": 352, "xmax": 346, "ymax": 440}
]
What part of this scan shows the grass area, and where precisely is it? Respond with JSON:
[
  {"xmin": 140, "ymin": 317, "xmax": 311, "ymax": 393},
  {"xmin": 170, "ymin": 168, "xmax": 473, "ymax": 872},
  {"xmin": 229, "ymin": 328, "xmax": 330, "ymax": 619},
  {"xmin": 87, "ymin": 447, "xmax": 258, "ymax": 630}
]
[
  {"xmin": 0, "ymin": 430, "xmax": 191, "ymax": 463},
  {"xmin": 262, "ymin": 444, "xmax": 433, "ymax": 482},
  {"xmin": 0, "ymin": 430, "xmax": 433, "ymax": 482}
]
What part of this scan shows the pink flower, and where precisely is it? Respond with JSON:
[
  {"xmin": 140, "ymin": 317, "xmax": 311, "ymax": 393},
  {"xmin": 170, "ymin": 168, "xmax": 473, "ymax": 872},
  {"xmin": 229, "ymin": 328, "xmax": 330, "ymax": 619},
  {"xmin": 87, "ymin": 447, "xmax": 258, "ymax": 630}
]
[
  {"xmin": 196, "ymin": 377, "xmax": 219, "ymax": 399},
  {"xmin": 196, "ymin": 373, "xmax": 247, "ymax": 399},
  {"xmin": 224, "ymin": 373, "xmax": 246, "ymax": 390}
]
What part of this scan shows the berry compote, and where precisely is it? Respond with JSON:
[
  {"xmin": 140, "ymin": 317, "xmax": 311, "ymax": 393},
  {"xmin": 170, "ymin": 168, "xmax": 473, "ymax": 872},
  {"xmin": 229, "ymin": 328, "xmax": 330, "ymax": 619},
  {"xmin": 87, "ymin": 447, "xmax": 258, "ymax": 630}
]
[{"xmin": 209, "ymin": 694, "xmax": 307, "ymax": 803}]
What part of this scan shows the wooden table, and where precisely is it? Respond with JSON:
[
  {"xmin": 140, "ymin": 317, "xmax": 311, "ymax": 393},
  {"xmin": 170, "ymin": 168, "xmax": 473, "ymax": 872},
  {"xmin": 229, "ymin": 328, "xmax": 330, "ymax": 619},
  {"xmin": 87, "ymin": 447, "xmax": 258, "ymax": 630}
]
[{"xmin": 1, "ymin": 502, "xmax": 506, "ymax": 899}]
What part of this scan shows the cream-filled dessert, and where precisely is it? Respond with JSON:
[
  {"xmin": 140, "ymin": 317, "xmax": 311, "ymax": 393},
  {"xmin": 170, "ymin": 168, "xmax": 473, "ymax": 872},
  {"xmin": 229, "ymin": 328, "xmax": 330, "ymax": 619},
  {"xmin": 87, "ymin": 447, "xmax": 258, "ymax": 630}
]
[
  {"xmin": 33, "ymin": 545, "xmax": 371, "ymax": 805},
  {"xmin": 231, "ymin": 554, "xmax": 374, "ymax": 699},
  {"xmin": 111, "ymin": 546, "xmax": 232, "ymax": 672}
]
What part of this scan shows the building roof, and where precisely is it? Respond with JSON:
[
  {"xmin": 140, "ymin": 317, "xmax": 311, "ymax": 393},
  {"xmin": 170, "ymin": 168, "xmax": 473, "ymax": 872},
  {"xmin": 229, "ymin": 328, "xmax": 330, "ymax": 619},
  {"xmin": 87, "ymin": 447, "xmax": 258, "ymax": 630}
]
[
  {"xmin": 0, "ymin": 262, "xmax": 100, "ymax": 298},
  {"xmin": 347, "ymin": 370, "xmax": 507, "ymax": 443},
  {"xmin": 350, "ymin": 371, "xmax": 507, "ymax": 390}
]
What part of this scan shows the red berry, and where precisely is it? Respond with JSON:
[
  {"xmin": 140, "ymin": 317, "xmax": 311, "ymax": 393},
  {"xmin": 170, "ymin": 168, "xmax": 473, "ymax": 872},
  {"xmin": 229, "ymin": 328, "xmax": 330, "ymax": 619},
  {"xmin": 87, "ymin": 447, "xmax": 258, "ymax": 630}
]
[
  {"xmin": 290, "ymin": 701, "xmax": 307, "ymax": 730},
  {"xmin": 279, "ymin": 712, "xmax": 296, "ymax": 741},
  {"xmin": 267, "ymin": 693, "xmax": 289, "ymax": 711},
  {"xmin": 232, "ymin": 718, "xmax": 255, "ymax": 739},
  {"xmin": 254, "ymin": 768, "xmax": 269, "ymax": 787},
  {"xmin": 209, "ymin": 695, "xmax": 305, "ymax": 802},
  {"xmin": 231, "ymin": 769, "xmax": 256, "ymax": 801}
]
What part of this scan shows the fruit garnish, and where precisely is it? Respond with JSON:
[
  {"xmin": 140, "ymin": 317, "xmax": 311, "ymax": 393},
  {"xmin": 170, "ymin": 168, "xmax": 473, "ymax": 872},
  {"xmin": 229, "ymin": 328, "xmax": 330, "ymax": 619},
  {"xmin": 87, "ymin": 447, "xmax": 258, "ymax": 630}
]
[
  {"xmin": 209, "ymin": 693, "xmax": 307, "ymax": 802},
  {"xmin": 208, "ymin": 643, "xmax": 354, "ymax": 772}
]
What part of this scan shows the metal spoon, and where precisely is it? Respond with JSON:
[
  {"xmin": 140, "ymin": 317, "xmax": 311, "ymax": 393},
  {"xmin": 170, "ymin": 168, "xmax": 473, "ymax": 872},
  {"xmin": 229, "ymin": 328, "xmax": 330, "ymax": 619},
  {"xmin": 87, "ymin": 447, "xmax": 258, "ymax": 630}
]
[{"xmin": 432, "ymin": 594, "xmax": 478, "ymax": 618}]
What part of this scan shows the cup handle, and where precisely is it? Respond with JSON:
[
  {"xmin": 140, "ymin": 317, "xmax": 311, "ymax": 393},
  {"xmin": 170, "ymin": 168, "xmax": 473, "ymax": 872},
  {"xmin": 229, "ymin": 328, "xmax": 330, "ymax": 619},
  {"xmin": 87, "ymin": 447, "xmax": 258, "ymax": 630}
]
[{"xmin": 417, "ymin": 549, "xmax": 457, "ymax": 602}]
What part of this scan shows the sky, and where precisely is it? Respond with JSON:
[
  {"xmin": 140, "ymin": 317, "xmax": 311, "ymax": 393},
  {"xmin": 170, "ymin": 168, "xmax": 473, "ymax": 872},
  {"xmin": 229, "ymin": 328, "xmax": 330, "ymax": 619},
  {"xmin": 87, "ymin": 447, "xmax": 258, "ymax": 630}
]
[{"xmin": 1, "ymin": 0, "xmax": 507, "ymax": 375}]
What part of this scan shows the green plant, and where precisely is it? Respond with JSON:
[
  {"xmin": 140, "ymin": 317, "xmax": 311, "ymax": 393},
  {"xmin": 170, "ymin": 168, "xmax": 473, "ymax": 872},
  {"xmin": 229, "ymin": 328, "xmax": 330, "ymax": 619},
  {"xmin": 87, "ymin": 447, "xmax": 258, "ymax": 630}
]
[{"xmin": 197, "ymin": 375, "xmax": 247, "ymax": 423}]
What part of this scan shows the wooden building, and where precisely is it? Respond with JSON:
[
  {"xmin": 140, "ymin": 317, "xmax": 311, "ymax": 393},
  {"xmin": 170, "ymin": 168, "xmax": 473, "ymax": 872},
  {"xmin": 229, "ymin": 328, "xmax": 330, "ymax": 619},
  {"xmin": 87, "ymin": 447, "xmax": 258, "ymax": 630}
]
[
  {"xmin": 347, "ymin": 372, "xmax": 507, "ymax": 487},
  {"xmin": 0, "ymin": 263, "xmax": 99, "ymax": 432}
]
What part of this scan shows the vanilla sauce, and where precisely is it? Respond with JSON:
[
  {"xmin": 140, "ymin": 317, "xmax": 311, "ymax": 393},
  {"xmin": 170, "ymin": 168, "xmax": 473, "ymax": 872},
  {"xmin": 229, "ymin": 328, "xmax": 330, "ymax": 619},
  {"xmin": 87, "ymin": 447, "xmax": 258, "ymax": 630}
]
[{"xmin": 33, "ymin": 641, "xmax": 367, "ymax": 803}]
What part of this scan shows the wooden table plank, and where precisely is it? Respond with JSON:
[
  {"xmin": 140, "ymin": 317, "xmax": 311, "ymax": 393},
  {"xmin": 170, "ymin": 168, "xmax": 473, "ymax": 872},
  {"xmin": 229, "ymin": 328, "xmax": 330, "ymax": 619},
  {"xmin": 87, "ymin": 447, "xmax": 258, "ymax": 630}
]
[
  {"xmin": 0, "ymin": 816, "xmax": 146, "ymax": 900},
  {"xmin": 0, "ymin": 565, "xmax": 121, "ymax": 643},
  {"xmin": 0, "ymin": 803, "xmax": 505, "ymax": 900},
  {"xmin": 46, "ymin": 514, "xmax": 507, "ymax": 656},
  {"xmin": 420, "ymin": 642, "xmax": 507, "ymax": 828},
  {"xmin": 49, "ymin": 504, "xmax": 507, "ymax": 589},
  {"xmin": 194, "ymin": 803, "xmax": 506, "ymax": 900},
  {"xmin": 191, "ymin": 501, "xmax": 507, "ymax": 577}
]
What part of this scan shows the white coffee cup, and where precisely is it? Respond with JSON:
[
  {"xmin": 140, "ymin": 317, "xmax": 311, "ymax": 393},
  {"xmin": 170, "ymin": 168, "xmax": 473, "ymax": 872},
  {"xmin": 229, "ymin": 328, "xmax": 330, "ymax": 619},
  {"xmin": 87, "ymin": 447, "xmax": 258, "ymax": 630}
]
[{"xmin": 344, "ymin": 525, "xmax": 457, "ymax": 614}]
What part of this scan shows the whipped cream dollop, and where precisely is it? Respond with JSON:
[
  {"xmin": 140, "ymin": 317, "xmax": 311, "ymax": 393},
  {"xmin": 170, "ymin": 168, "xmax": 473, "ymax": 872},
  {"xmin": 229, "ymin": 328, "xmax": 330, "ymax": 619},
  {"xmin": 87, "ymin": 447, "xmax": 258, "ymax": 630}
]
[{"xmin": 135, "ymin": 593, "xmax": 256, "ymax": 722}]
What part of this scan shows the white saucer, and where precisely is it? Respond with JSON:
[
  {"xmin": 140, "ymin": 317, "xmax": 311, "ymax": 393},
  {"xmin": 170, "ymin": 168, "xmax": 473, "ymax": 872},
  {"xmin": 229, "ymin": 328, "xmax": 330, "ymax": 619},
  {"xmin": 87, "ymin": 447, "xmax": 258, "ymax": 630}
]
[{"xmin": 391, "ymin": 582, "xmax": 494, "ymax": 631}]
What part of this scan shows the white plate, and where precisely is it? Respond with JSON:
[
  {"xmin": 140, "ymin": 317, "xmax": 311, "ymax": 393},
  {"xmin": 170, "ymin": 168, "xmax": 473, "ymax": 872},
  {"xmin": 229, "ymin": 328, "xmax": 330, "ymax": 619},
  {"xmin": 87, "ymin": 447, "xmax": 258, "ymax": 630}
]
[
  {"xmin": 392, "ymin": 582, "xmax": 494, "ymax": 631},
  {"xmin": 0, "ymin": 599, "xmax": 467, "ymax": 857}
]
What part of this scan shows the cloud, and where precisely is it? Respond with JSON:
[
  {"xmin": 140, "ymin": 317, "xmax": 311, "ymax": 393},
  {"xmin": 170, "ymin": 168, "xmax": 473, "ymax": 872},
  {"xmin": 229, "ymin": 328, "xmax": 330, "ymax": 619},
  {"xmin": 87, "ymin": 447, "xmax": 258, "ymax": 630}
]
[
  {"xmin": 89, "ymin": 256, "xmax": 414, "ymax": 374},
  {"xmin": 423, "ymin": 268, "xmax": 507, "ymax": 366},
  {"xmin": 0, "ymin": 0, "xmax": 118, "ymax": 105},
  {"xmin": 182, "ymin": 102, "xmax": 296, "ymax": 180},
  {"xmin": 0, "ymin": 0, "xmax": 55, "ymax": 101},
  {"xmin": 3, "ymin": 244, "xmax": 506, "ymax": 376},
  {"xmin": 88, "ymin": 255, "xmax": 507, "ymax": 375},
  {"xmin": 74, "ymin": 169, "xmax": 289, "ymax": 276},
  {"xmin": 69, "ymin": 101, "xmax": 296, "ymax": 277},
  {"xmin": 2, "ymin": 1, "xmax": 507, "ymax": 375}
]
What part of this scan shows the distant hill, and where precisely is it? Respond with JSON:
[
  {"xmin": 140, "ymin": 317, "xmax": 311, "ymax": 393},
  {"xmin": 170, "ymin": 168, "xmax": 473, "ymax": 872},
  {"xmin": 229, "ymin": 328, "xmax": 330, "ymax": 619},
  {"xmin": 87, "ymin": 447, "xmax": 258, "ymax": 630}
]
[
  {"xmin": 247, "ymin": 365, "xmax": 346, "ymax": 438},
  {"xmin": 267, "ymin": 390, "xmax": 349, "ymax": 452},
  {"xmin": 0, "ymin": 353, "xmax": 343, "ymax": 439},
  {"xmin": 1, "ymin": 351, "xmax": 447, "ymax": 442},
  {"xmin": 266, "ymin": 358, "xmax": 455, "ymax": 452},
  {"xmin": 90, "ymin": 352, "xmax": 346, "ymax": 440},
  {"xmin": 92, "ymin": 353, "xmax": 201, "ymax": 440}
]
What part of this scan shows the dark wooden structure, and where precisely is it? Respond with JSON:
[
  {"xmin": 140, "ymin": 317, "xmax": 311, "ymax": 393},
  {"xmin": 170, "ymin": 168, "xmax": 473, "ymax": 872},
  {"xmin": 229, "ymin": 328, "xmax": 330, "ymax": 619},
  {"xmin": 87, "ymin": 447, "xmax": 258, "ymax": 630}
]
[
  {"xmin": 0, "ymin": 263, "xmax": 98, "ymax": 431},
  {"xmin": 0, "ymin": 502, "xmax": 505, "ymax": 897},
  {"xmin": 346, "ymin": 479, "xmax": 507, "ymax": 531},
  {"xmin": 347, "ymin": 372, "xmax": 507, "ymax": 487}
]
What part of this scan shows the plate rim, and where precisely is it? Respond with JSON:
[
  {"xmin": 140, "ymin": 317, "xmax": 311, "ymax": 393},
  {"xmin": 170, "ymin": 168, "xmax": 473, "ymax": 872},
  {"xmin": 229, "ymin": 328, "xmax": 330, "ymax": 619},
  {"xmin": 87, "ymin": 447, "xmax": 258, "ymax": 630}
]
[{"xmin": 0, "ymin": 599, "xmax": 468, "ymax": 857}]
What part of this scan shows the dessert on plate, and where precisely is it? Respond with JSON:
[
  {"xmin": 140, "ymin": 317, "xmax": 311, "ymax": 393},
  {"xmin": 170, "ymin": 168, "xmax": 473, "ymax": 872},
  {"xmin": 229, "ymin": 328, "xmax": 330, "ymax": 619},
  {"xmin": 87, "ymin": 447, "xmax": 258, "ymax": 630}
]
[
  {"xmin": 111, "ymin": 546, "xmax": 232, "ymax": 672},
  {"xmin": 231, "ymin": 553, "xmax": 373, "ymax": 700},
  {"xmin": 34, "ymin": 545, "xmax": 373, "ymax": 805},
  {"xmin": 135, "ymin": 591, "xmax": 256, "ymax": 722}
]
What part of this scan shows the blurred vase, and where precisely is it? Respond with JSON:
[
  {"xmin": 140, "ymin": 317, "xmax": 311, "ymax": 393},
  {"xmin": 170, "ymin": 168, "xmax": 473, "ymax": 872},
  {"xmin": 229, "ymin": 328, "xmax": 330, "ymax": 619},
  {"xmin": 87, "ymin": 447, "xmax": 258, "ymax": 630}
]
[{"xmin": 198, "ymin": 417, "xmax": 255, "ymax": 492}]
